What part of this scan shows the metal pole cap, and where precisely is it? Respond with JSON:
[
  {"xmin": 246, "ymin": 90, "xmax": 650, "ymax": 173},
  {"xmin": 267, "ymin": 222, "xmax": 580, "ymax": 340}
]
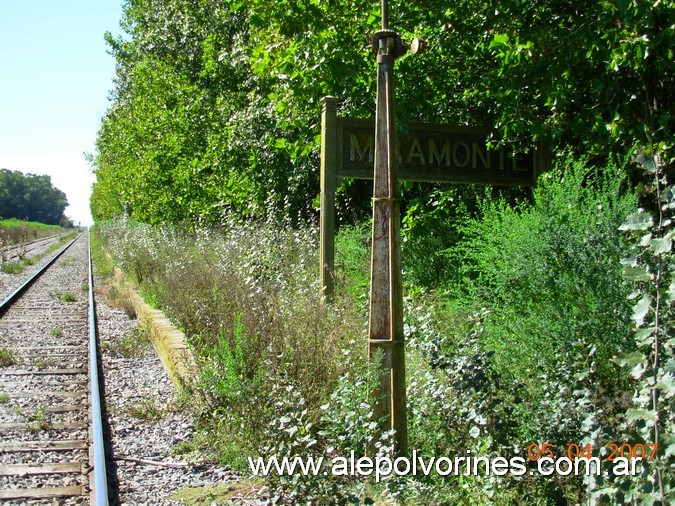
[{"xmin": 409, "ymin": 38, "xmax": 427, "ymax": 55}]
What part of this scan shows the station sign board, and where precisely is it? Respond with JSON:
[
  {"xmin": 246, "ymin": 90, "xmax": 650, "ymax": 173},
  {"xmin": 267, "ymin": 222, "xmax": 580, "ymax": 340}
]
[
  {"xmin": 338, "ymin": 117, "xmax": 545, "ymax": 185},
  {"xmin": 319, "ymin": 97, "xmax": 549, "ymax": 299}
]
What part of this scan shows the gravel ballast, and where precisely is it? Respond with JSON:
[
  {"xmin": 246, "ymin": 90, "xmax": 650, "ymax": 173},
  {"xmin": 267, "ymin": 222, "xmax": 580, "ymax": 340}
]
[
  {"xmin": 0, "ymin": 235, "xmax": 75, "ymax": 303},
  {"xmin": 94, "ymin": 275, "xmax": 267, "ymax": 505}
]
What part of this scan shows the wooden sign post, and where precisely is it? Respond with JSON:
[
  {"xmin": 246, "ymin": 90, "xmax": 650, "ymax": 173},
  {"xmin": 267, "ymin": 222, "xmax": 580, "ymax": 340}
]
[{"xmin": 319, "ymin": 96, "xmax": 339, "ymax": 301}]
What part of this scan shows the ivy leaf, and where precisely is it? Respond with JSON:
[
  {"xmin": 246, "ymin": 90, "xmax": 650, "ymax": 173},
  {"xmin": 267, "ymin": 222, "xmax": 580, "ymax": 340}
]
[
  {"xmin": 649, "ymin": 236, "xmax": 672, "ymax": 254},
  {"xmin": 634, "ymin": 326, "xmax": 656, "ymax": 346},
  {"xmin": 631, "ymin": 362, "xmax": 648, "ymax": 380},
  {"xmin": 666, "ymin": 359, "xmax": 675, "ymax": 373},
  {"xmin": 615, "ymin": 352, "xmax": 647, "ymax": 382},
  {"xmin": 668, "ymin": 279, "xmax": 675, "ymax": 301},
  {"xmin": 625, "ymin": 408, "xmax": 657, "ymax": 423},
  {"xmin": 622, "ymin": 265, "xmax": 652, "ymax": 282},
  {"xmin": 619, "ymin": 210, "xmax": 653, "ymax": 231},
  {"xmin": 621, "ymin": 255, "xmax": 638, "ymax": 267},
  {"xmin": 662, "ymin": 434, "xmax": 675, "ymax": 459},
  {"xmin": 656, "ymin": 374, "xmax": 675, "ymax": 399},
  {"xmin": 615, "ymin": 352, "xmax": 644, "ymax": 367},
  {"xmin": 631, "ymin": 294, "xmax": 651, "ymax": 326}
]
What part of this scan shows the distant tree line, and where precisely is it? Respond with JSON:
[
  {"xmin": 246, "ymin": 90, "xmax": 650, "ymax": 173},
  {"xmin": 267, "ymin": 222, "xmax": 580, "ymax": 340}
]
[{"xmin": 0, "ymin": 169, "xmax": 69, "ymax": 225}]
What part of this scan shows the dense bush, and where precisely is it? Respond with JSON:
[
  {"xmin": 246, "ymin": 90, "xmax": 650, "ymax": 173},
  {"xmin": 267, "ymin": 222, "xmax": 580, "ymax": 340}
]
[
  {"xmin": 435, "ymin": 159, "xmax": 638, "ymax": 446},
  {"xmin": 457, "ymin": 162, "xmax": 634, "ymax": 363}
]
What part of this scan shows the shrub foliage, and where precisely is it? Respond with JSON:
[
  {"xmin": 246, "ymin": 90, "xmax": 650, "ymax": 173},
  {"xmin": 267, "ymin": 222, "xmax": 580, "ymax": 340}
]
[{"xmin": 92, "ymin": 153, "xmax": 670, "ymax": 504}]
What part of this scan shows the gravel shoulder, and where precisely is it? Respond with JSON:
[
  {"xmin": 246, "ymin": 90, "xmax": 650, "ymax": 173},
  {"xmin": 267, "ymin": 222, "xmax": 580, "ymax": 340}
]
[{"xmin": 94, "ymin": 275, "xmax": 267, "ymax": 505}]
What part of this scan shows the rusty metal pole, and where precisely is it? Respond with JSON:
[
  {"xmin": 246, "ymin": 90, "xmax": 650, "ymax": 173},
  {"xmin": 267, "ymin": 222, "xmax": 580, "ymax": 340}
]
[{"xmin": 368, "ymin": 0, "xmax": 408, "ymax": 456}]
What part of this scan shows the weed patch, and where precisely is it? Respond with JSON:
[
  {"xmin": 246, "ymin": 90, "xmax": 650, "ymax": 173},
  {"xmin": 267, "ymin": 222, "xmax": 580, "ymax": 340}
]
[
  {"xmin": 1, "ymin": 261, "xmax": 22, "ymax": 274},
  {"xmin": 15, "ymin": 404, "xmax": 51, "ymax": 432},
  {"xmin": 55, "ymin": 291, "xmax": 77, "ymax": 302},
  {"xmin": 168, "ymin": 481, "xmax": 263, "ymax": 506},
  {"xmin": 0, "ymin": 347, "xmax": 18, "ymax": 367},
  {"xmin": 103, "ymin": 284, "xmax": 138, "ymax": 318},
  {"xmin": 101, "ymin": 323, "xmax": 151, "ymax": 359},
  {"xmin": 123, "ymin": 398, "xmax": 164, "ymax": 421}
]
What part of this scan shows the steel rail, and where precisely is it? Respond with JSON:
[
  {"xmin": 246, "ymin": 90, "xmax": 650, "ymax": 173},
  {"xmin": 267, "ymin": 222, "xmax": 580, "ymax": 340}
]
[
  {"xmin": 88, "ymin": 230, "xmax": 109, "ymax": 505},
  {"xmin": 0, "ymin": 233, "xmax": 80, "ymax": 315},
  {"xmin": 0, "ymin": 232, "xmax": 64, "ymax": 253},
  {"xmin": 0, "ymin": 231, "xmax": 110, "ymax": 502}
]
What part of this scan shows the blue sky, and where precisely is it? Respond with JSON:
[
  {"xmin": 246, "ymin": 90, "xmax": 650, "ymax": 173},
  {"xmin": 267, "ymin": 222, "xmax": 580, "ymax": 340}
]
[{"xmin": 0, "ymin": 1, "xmax": 124, "ymax": 225}]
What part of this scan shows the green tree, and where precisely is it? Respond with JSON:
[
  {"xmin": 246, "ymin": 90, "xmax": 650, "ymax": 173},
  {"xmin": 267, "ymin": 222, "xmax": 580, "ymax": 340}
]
[
  {"xmin": 91, "ymin": 0, "xmax": 672, "ymax": 225},
  {"xmin": 0, "ymin": 169, "xmax": 68, "ymax": 225}
]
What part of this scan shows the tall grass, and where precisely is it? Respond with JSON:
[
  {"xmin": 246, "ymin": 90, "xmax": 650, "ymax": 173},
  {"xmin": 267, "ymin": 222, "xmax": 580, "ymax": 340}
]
[
  {"xmin": 0, "ymin": 218, "xmax": 63, "ymax": 229},
  {"xmin": 0, "ymin": 219, "xmax": 65, "ymax": 246},
  {"xmin": 96, "ymin": 218, "xmax": 364, "ymax": 469}
]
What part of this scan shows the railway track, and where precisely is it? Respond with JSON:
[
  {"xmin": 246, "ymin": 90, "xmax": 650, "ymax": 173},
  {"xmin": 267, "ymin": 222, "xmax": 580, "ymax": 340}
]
[
  {"xmin": 0, "ymin": 233, "xmax": 109, "ymax": 504},
  {"xmin": 0, "ymin": 234, "xmax": 66, "ymax": 263}
]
